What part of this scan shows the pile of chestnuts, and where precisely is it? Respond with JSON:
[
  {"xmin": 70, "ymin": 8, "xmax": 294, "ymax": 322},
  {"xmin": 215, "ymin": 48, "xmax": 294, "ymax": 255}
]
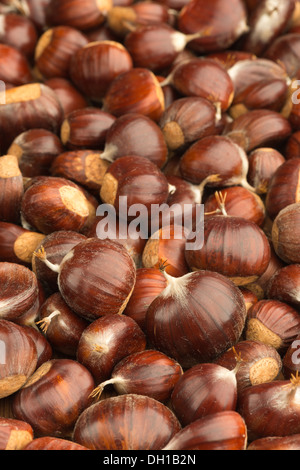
[{"xmin": 1, "ymin": 0, "xmax": 300, "ymax": 452}]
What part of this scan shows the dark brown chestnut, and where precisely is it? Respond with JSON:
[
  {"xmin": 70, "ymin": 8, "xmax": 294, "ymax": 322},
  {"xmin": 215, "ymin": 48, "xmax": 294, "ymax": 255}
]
[
  {"xmin": 0, "ymin": 12, "xmax": 38, "ymax": 60},
  {"xmin": 146, "ymin": 268, "xmax": 247, "ymax": 368},
  {"xmin": 76, "ymin": 314, "xmax": 146, "ymax": 384},
  {"xmin": 23, "ymin": 436, "xmax": 89, "ymax": 450},
  {"xmin": 34, "ymin": 237, "xmax": 137, "ymax": 321},
  {"xmin": 0, "ymin": 319, "xmax": 38, "ymax": 399},
  {"xmin": 0, "ymin": 154, "xmax": 24, "ymax": 224},
  {"xmin": 12, "ymin": 358, "xmax": 95, "ymax": 438},
  {"xmin": 90, "ymin": 349, "xmax": 183, "ymax": 402},
  {"xmin": 72, "ymin": 394, "xmax": 181, "ymax": 450},
  {"xmin": 44, "ymin": 77, "xmax": 88, "ymax": 117},
  {"xmin": 7, "ymin": 128, "xmax": 64, "ymax": 178},
  {"xmin": 0, "ymin": 43, "xmax": 33, "ymax": 87},
  {"xmin": 0, "ymin": 222, "xmax": 45, "ymax": 266},
  {"xmin": 0, "ymin": 417, "xmax": 34, "ymax": 450},
  {"xmin": 272, "ymin": 202, "xmax": 300, "ymax": 264},
  {"xmin": 247, "ymin": 147, "xmax": 286, "ymax": 195},
  {"xmin": 267, "ymin": 264, "xmax": 300, "ymax": 309}
]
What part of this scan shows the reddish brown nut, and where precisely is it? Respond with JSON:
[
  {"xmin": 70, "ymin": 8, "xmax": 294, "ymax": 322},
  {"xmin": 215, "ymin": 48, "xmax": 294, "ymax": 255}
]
[
  {"xmin": 0, "ymin": 44, "xmax": 33, "ymax": 87},
  {"xmin": 50, "ymin": 150, "xmax": 110, "ymax": 193},
  {"xmin": 123, "ymin": 267, "xmax": 168, "ymax": 331},
  {"xmin": 265, "ymin": 159, "xmax": 300, "ymax": 221},
  {"xmin": 12, "ymin": 0, "xmax": 52, "ymax": 33},
  {"xmin": 12, "ymin": 358, "xmax": 95, "ymax": 438},
  {"xmin": 264, "ymin": 33, "xmax": 300, "ymax": 78},
  {"xmin": 266, "ymin": 264, "xmax": 300, "ymax": 309},
  {"xmin": 90, "ymin": 349, "xmax": 183, "ymax": 403},
  {"xmin": 23, "ymin": 436, "xmax": 89, "ymax": 450},
  {"xmin": 185, "ymin": 192, "xmax": 271, "ymax": 287},
  {"xmin": 31, "ymin": 230, "xmax": 86, "ymax": 292},
  {"xmin": 0, "ymin": 417, "xmax": 34, "ymax": 450},
  {"xmin": 248, "ymin": 435, "xmax": 300, "ymax": 451},
  {"xmin": 272, "ymin": 203, "xmax": 300, "ymax": 264},
  {"xmin": 21, "ymin": 176, "xmax": 91, "ymax": 235},
  {"xmin": 162, "ymin": 58, "xmax": 234, "ymax": 113},
  {"xmin": 106, "ymin": 2, "xmax": 171, "ymax": 37},
  {"xmin": 77, "ymin": 314, "xmax": 146, "ymax": 383},
  {"xmin": 0, "ymin": 319, "xmax": 38, "ymax": 399},
  {"xmin": 100, "ymin": 112, "xmax": 168, "ymax": 169},
  {"xmin": 60, "ymin": 107, "xmax": 116, "ymax": 150},
  {"xmin": 0, "ymin": 155, "xmax": 24, "ymax": 224},
  {"xmin": 239, "ymin": 0, "xmax": 295, "ymax": 56},
  {"xmin": 34, "ymin": 26, "xmax": 88, "ymax": 80},
  {"xmin": 204, "ymin": 186, "xmax": 266, "ymax": 227},
  {"xmin": 45, "ymin": 0, "xmax": 113, "ymax": 31},
  {"xmin": 69, "ymin": 40, "xmax": 133, "ymax": 103},
  {"xmin": 0, "ymin": 12, "xmax": 38, "ymax": 60},
  {"xmin": 100, "ymin": 155, "xmax": 169, "ymax": 222},
  {"xmin": 142, "ymin": 225, "xmax": 190, "ymax": 278},
  {"xmin": 224, "ymin": 109, "xmax": 292, "ymax": 153},
  {"xmin": 159, "ymin": 96, "xmax": 218, "ymax": 152},
  {"xmin": 72, "ymin": 394, "xmax": 181, "ymax": 450},
  {"xmin": 102, "ymin": 67, "xmax": 165, "ymax": 122},
  {"xmin": 34, "ymin": 238, "xmax": 137, "ymax": 321},
  {"xmin": 22, "ymin": 325, "xmax": 53, "ymax": 369},
  {"xmin": 285, "ymin": 130, "xmax": 300, "ymax": 159},
  {"xmin": 44, "ymin": 77, "xmax": 89, "ymax": 117},
  {"xmin": 0, "ymin": 262, "xmax": 39, "ymax": 322},
  {"xmin": 0, "ymin": 83, "xmax": 64, "ymax": 153},
  {"xmin": 177, "ymin": 0, "xmax": 248, "ymax": 53},
  {"xmin": 7, "ymin": 128, "xmax": 64, "ymax": 178},
  {"xmin": 163, "ymin": 411, "xmax": 247, "ymax": 451},
  {"xmin": 37, "ymin": 292, "xmax": 89, "ymax": 357},
  {"xmin": 246, "ymin": 299, "xmax": 300, "ymax": 353},
  {"xmin": 247, "ymin": 147, "xmax": 286, "ymax": 195},
  {"xmin": 0, "ymin": 222, "xmax": 45, "ymax": 266},
  {"xmin": 215, "ymin": 340, "xmax": 282, "ymax": 392}
]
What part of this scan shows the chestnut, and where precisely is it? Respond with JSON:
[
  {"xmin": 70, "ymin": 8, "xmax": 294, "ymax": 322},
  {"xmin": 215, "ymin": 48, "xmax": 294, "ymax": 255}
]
[
  {"xmin": 0, "ymin": 262, "xmax": 39, "ymax": 322},
  {"xmin": 99, "ymin": 155, "xmax": 169, "ymax": 223},
  {"xmin": 0, "ymin": 319, "xmax": 38, "ymax": 399},
  {"xmin": 162, "ymin": 58, "xmax": 235, "ymax": 113},
  {"xmin": 44, "ymin": 77, "xmax": 88, "ymax": 117},
  {"xmin": 177, "ymin": 0, "xmax": 248, "ymax": 53},
  {"xmin": 76, "ymin": 314, "xmax": 146, "ymax": 383},
  {"xmin": 37, "ymin": 292, "xmax": 89, "ymax": 357},
  {"xmin": 69, "ymin": 40, "xmax": 133, "ymax": 103},
  {"xmin": 72, "ymin": 394, "xmax": 181, "ymax": 450},
  {"xmin": 238, "ymin": 375, "xmax": 300, "ymax": 440},
  {"xmin": 91, "ymin": 349, "xmax": 183, "ymax": 402},
  {"xmin": 204, "ymin": 186, "xmax": 266, "ymax": 227},
  {"xmin": 34, "ymin": 26, "xmax": 88, "ymax": 80},
  {"xmin": 185, "ymin": 192, "xmax": 271, "ymax": 286},
  {"xmin": 248, "ymin": 435, "xmax": 300, "ymax": 451},
  {"xmin": 163, "ymin": 411, "xmax": 247, "ymax": 451},
  {"xmin": 246, "ymin": 299, "xmax": 300, "ymax": 353},
  {"xmin": 0, "ymin": 417, "xmax": 34, "ymax": 450},
  {"xmin": 32, "ymin": 230, "xmax": 86, "ymax": 292},
  {"xmin": 123, "ymin": 267, "xmax": 167, "ymax": 331},
  {"xmin": 102, "ymin": 67, "xmax": 165, "ymax": 122},
  {"xmin": 45, "ymin": 0, "xmax": 113, "ymax": 31},
  {"xmin": 265, "ymin": 159, "xmax": 300, "ymax": 221},
  {"xmin": 60, "ymin": 107, "xmax": 116, "ymax": 150},
  {"xmin": 0, "ymin": 83, "xmax": 64, "ymax": 153},
  {"xmin": 99, "ymin": 112, "xmax": 168, "ymax": 168},
  {"xmin": 272, "ymin": 202, "xmax": 300, "ymax": 264},
  {"xmin": 22, "ymin": 325, "xmax": 53, "ymax": 368},
  {"xmin": 264, "ymin": 32, "xmax": 300, "ymax": 78},
  {"xmin": 21, "ymin": 176, "xmax": 91, "ymax": 235},
  {"xmin": 0, "ymin": 222, "xmax": 45, "ymax": 266},
  {"xmin": 215, "ymin": 340, "xmax": 282, "ymax": 392},
  {"xmin": 266, "ymin": 264, "xmax": 300, "ymax": 309},
  {"xmin": 50, "ymin": 149, "xmax": 110, "ymax": 193},
  {"xmin": 34, "ymin": 237, "xmax": 137, "ymax": 321},
  {"xmin": 12, "ymin": 358, "xmax": 95, "ymax": 438},
  {"xmin": 0, "ymin": 154, "xmax": 24, "ymax": 224},
  {"xmin": 0, "ymin": 43, "xmax": 33, "ymax": 87},
  {"xmin": 285, "ymin": 130, "xmax": 300, "ymax": 159},
  {"xmin": 146, "ymin": 268, "xmax": 247, "ymax": 368},
  {"xmin": 170, "ymin": 363, "xmax": 238, "ymax": 426},
  {"xmin": 0, "ymin": 12, "xmax": 38, "ymax": 60},
  {"xmin": 247, "ymin": 147, "xmax": 286, "ymax": 195},
  {"xmin": 159, "ymin": 96, "xmax": 218, "ymax": 152},
  {"xmin": 23, "ymin": 436, "xmax": 89, "ymax": 450},
  {"xmin": 7, "ymin": 128, "xmax": 65, "ymax": 178}
]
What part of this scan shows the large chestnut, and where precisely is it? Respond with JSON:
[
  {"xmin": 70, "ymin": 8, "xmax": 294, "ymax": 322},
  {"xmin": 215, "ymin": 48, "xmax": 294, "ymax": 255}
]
[
  {"xmin": 146, "ymin": 268, "xmax": 247, "ymax": 368},
  {"xmin": 72, "ymin": 394, "xmax": 181, "ymax": 450},
  {"xmin": 34, "ymin": 237, "xmax": 136, "ymax": 321},
  {"xmin": 12, "ymin": 358, "xmax": 95, "ymax": 438},
  {"xmin": 77, "ymin": 314, "xmax": 146, "ymax": 383}
]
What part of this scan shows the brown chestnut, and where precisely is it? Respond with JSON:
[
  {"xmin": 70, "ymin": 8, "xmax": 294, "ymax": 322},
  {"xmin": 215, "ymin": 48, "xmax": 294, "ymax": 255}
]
[{"xmin": 0, "ymin": 417, "xmax": 34, "ymax": 450}]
